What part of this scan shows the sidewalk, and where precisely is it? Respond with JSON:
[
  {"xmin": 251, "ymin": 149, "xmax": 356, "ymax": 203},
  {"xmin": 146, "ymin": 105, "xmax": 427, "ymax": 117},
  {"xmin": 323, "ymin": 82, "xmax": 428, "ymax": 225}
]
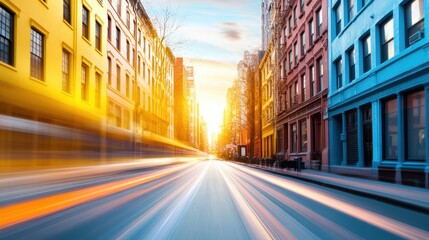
[{"xmin": 245, "ymin": 164, "xmax": 429, "ymax": 214}]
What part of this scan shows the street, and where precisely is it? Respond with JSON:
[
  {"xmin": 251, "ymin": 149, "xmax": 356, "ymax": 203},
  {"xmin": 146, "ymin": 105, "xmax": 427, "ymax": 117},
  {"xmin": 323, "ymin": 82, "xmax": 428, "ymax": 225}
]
[{"xmin": 1, "ymin": 159, "xmax": 428, "ymax": 239}]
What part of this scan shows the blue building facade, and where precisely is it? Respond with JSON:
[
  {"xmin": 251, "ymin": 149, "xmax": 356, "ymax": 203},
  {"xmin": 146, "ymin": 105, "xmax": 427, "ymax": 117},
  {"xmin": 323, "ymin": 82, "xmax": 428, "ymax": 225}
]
[{"xmin": 328, "ymin": 0, "xmax": 429, "ymax": 187}]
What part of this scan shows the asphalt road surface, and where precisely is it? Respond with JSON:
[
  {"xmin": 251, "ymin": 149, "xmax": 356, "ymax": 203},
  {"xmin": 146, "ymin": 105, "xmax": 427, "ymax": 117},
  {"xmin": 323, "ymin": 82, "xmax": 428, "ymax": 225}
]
[{"xmin": 1, "ymin": 159, "xmax": 428, "ymax": 239}]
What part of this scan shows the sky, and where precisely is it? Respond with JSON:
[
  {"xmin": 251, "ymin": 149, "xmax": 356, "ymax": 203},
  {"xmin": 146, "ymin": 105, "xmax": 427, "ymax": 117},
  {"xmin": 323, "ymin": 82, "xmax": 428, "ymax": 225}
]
[{"xmin": 142, "ymin": 0, "xmax": 261, "ymax": 138}]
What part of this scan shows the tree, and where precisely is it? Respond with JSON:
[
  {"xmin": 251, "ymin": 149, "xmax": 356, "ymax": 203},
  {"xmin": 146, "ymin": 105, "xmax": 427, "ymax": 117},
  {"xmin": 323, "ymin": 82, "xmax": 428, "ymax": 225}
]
[{"xmin": 144, "ymin": 0, "xmax": 189, "ymax": 51}]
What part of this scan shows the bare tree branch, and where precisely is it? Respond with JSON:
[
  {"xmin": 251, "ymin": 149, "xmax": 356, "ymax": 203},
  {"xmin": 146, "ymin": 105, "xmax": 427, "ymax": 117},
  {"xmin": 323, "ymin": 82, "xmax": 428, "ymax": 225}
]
[{"xmin": 148, "ymin": 1, "xmax": 190, "ymax": 51}]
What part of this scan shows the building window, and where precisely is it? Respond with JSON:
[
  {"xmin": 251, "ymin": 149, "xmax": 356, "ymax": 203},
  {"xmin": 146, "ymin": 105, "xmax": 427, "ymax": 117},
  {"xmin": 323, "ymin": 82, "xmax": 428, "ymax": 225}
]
[
  {"xmin": 362, "ymin": 34, "xmax": 371, "ymax": 73},
  {"xmin": 107, "ymin": 57, "xmax": 112, "ymax": 85},
  {"xmin": 384, "ymin": 98, "xmax": 398, "ymax": 160},
  {"xmin": 300, "ymin": 0, "xmax": 305, "ymax": 13},
  {"xmin": 63, "ymin": 0, "xmax": 71, "ymax": 24},
  {"xmin": 138, "ymin": 29, "xmax": 142, "ymax": 44},
  {"xmin": 0, "ymin": 4, "xmax": 14, "ymax": 65},
  {"xmin": 138, "ymin": 55, "xmax": 141, "ymax": 74},
  {"xmin": 335, "ymin": 3, "xmax": 342, "ymax": 36},
  {"xmin": 336, "ymin": 58, "xmax": 342, "ymax": 89},
  {"xmin": 310, "ymin": 65, "xmax": 315, "ymax": 97},
  {"xmin": 116, "ymin": 64, "xmax": 121, "ymax": 91},
  {"xmin": 348, "ymin": 48, "xmax": 355, "ymax": 82},
  {"xmin": 317, "ymin": 57, "xmax": 323, "ymax": 92},
  {"xmin": 62, "ymin": 49, "xmax": 71, "ymax": 93},
  {"xmin": 301, "ymin": 74, "xmax": 306, "ymax": 101},
  {"xmin": 289, "ymin": 50, "xmax": 293, "ymax": 70},
  {"xmin": 126, "ymin": 11, "xmax": 130, "ymax": 29},
  {"xmin": 316, "ymin": 8, "xmax": 323, "ymax": 37},
  {"xmin": 405, "ymin": 0, "xmax": 424, "ymax": 47},
  {"xmin": 117, "ymin": 0, "xmax": 121, "ymax": 15},
  {"xmin": 82, "ymin": 6, "xmax": 89, "ymax": 40},
  {"xmin": 126, "ymin": 40, "xmax": 130, "ymax": 61},
  {"xmin": 295, "ymin": 81, "xmax": 299, "ymax": 104},
  {"xmin": 126, "ymin": 74, "xmax": 130, "ymax": 97},
  {"xmin": 283, "ymin": 59, "xmax": 287, "ymax": 75},
  {"xmin": 116, "ymin": 27, "xmax": 121, "ymax": 50},
  {"xmin": 293, "ymin": 6, "xmax": 297, "ymax": 26},
  {"xmin": 381, "ymin": 16, "xmax": 394, "ymax": 63},
  {"xmin": 301, "ymin": 31, "xmax": 306, "ymax": 56},
  {"xmin": 294, "ymin": 42, "xmax": 298, "ymax": 65},
  {"xmin": 348, "ymin": 0, "xmax": 355, "ymax": 22},
  {"xmin": 30, "ymin": 28, "xmax": 44, "ymax": 80},
  {"xmin": 108, "ymin": 16, "xmax": 111, "ymax": 40},
  {"xmin": 132, "ymin": 48, "xmax": 135, "ymax": 67},
  {"xmin": 289, "ymin": 85, "xmax": 293, "ymax": 108},
  {"xmin": 124, "ymin": 110, "xmax": 130, "ymax": 129},
  {"xmin": 289, "ymin": 16, "xmax": 293, "ymax": 34},
  {"xmin": 115, "ymin": 105, "xmax": 121, "ymax": 127},
  {"xmin": 291, "ymin": 123, "xmax": 297, "ymax": 153},
  {"xmin": 300, "ymin": 120, "xmax": 307, "ymax": 152},
  {"xmin": 406, "ymin": 90, "xmax": 425, "ymax": 160},
  {"xmin": 309, "ymin": 19, "xmax": 314, "ymax": 46},
  {"xmin": 95, "ymin": 72, "xmax": 101, "ymax": 108},
  {"xmin": 81, "ymin": 63, "xmax": 88, "ymax": 101},
  {"xmin": 95, "ymin": 21, "xmax": 101, "ymax": 51}
]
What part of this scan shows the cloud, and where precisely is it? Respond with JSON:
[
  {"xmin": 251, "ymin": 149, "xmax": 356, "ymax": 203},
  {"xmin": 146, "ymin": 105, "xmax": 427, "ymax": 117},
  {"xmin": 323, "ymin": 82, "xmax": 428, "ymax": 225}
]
[
  {"xmin": 222, "ymin": 21, "xmax": 237, "ymax": 27},
  {"xmin": 219, "ymin": 21, "xmax": 242, "ymax": 41},
  {"xmin": 221, "ymin": 29, "xmax": 241, "ymax": 41}
]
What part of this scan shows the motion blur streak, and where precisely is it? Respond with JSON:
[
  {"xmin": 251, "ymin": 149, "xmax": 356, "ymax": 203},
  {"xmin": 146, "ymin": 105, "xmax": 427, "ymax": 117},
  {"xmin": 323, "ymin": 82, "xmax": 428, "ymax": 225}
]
[
  {"xmin": 1, "ymin": 160, "xmax": 428, "ymax": 239},
  {"xmin": 217, "ymin": 162, "xmax": 274, "ymax": 240},
  {"xmin": 117, "ymin": 163, "xmax": 208, "ymax": 239},
  {"xmin": 0, "ymin": 163, "xmax": 192, "ymax": 229},
  {"xmin": 223, "ymin": 167, "xmax": 320, "ymax": 240},
  {"xmin": 230, "ymin": 169, "xmax": 360, "ymax": 239},
  {"xmin": 227, "ymin": 163, "xmax": 429, "ymax": 240}
]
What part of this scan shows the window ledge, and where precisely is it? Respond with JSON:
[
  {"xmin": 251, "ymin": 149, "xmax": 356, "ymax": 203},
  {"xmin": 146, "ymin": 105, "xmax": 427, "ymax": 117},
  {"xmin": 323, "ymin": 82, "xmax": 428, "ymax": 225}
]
[
  {"xmin": 63, "ymin": 19, "xmax": 73, "ymax": 30},
  {"xmin": 38, "ymin": 0, "xmax": 49, "ymax": 10},
  {"xmin": 0, "ymin": 61, "xmax": 17, "ymax": 72},
  {"xmin": 82, "ymin": 36, "xmax": 92, "ymax": 45},
  {"xmin": 95, "ymin": 48, "xmax": 103, "ymax": 56},
  {"xmin": 81, "ymin": 99, "xmax": 90, "ymax": 105},
  {"xmin": 30, "ymin": 76, "xmax": 46, "ymax": 85},
  {"xmin": 62, "ymin": 91, "xmax": 73, "ymax": 97}
]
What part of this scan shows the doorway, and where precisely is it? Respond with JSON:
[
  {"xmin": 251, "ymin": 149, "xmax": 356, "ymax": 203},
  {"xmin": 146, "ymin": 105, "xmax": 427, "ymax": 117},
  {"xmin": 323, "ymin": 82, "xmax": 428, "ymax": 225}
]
[{"xmin": 362, "ymin": 105, "xmax": 373, "ymax": 167}]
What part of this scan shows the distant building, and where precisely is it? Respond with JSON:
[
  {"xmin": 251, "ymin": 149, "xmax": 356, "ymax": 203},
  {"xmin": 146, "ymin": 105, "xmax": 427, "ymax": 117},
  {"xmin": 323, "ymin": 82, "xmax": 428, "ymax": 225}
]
[
  {"xmin": 199, "ymin": 118, "xmax": 209, "ymax": 152},
  {"xmin": 254, "ymin": 51, "xmax": 266, "ymax": 158},
  {"xmin": 174, "ymin": 57, "xmax": 190, "ymax": 144},
  {"xmin": 260, "ymin": 41, "xmax": 276, "ymax": 158},
  {"xmin": 186, "ymin": 66, "xmax": 198, "ymax": 147},
  {"xmin": 261, "ymin": 0, "xmax": 275, "ymax": 51},
  {"xmin": 328, "ymin": 0, "xmax": 428, "ymax": 187},
  {"xmin": 275, "ymin": 0, "xmax": 329, "ymax": 169}
]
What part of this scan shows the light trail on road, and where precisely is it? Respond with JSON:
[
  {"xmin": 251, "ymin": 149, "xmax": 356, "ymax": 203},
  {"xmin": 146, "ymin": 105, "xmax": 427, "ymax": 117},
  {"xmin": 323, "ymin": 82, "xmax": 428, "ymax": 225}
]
[{"xmin": 0, "ymin": 159, "xmax": 428, "ymax": 239}]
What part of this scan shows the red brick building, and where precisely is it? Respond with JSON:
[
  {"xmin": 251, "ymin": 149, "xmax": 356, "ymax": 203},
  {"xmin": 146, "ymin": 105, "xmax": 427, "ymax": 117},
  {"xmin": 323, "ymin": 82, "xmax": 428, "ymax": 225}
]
[{"xmin": 275, "ymin": 0, "xmax": 329, "ymax": 170}]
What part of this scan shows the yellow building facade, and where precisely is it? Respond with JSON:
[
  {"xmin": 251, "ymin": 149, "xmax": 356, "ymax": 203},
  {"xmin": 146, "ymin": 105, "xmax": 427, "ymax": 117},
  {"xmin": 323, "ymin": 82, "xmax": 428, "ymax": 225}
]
[
  {"xmin": 0, "ymin": 0, "xmax": 107, "ymax": 159},
  {"xmin": 259, "ymin": 41, "xmax": 275, "ymax": 158}
]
